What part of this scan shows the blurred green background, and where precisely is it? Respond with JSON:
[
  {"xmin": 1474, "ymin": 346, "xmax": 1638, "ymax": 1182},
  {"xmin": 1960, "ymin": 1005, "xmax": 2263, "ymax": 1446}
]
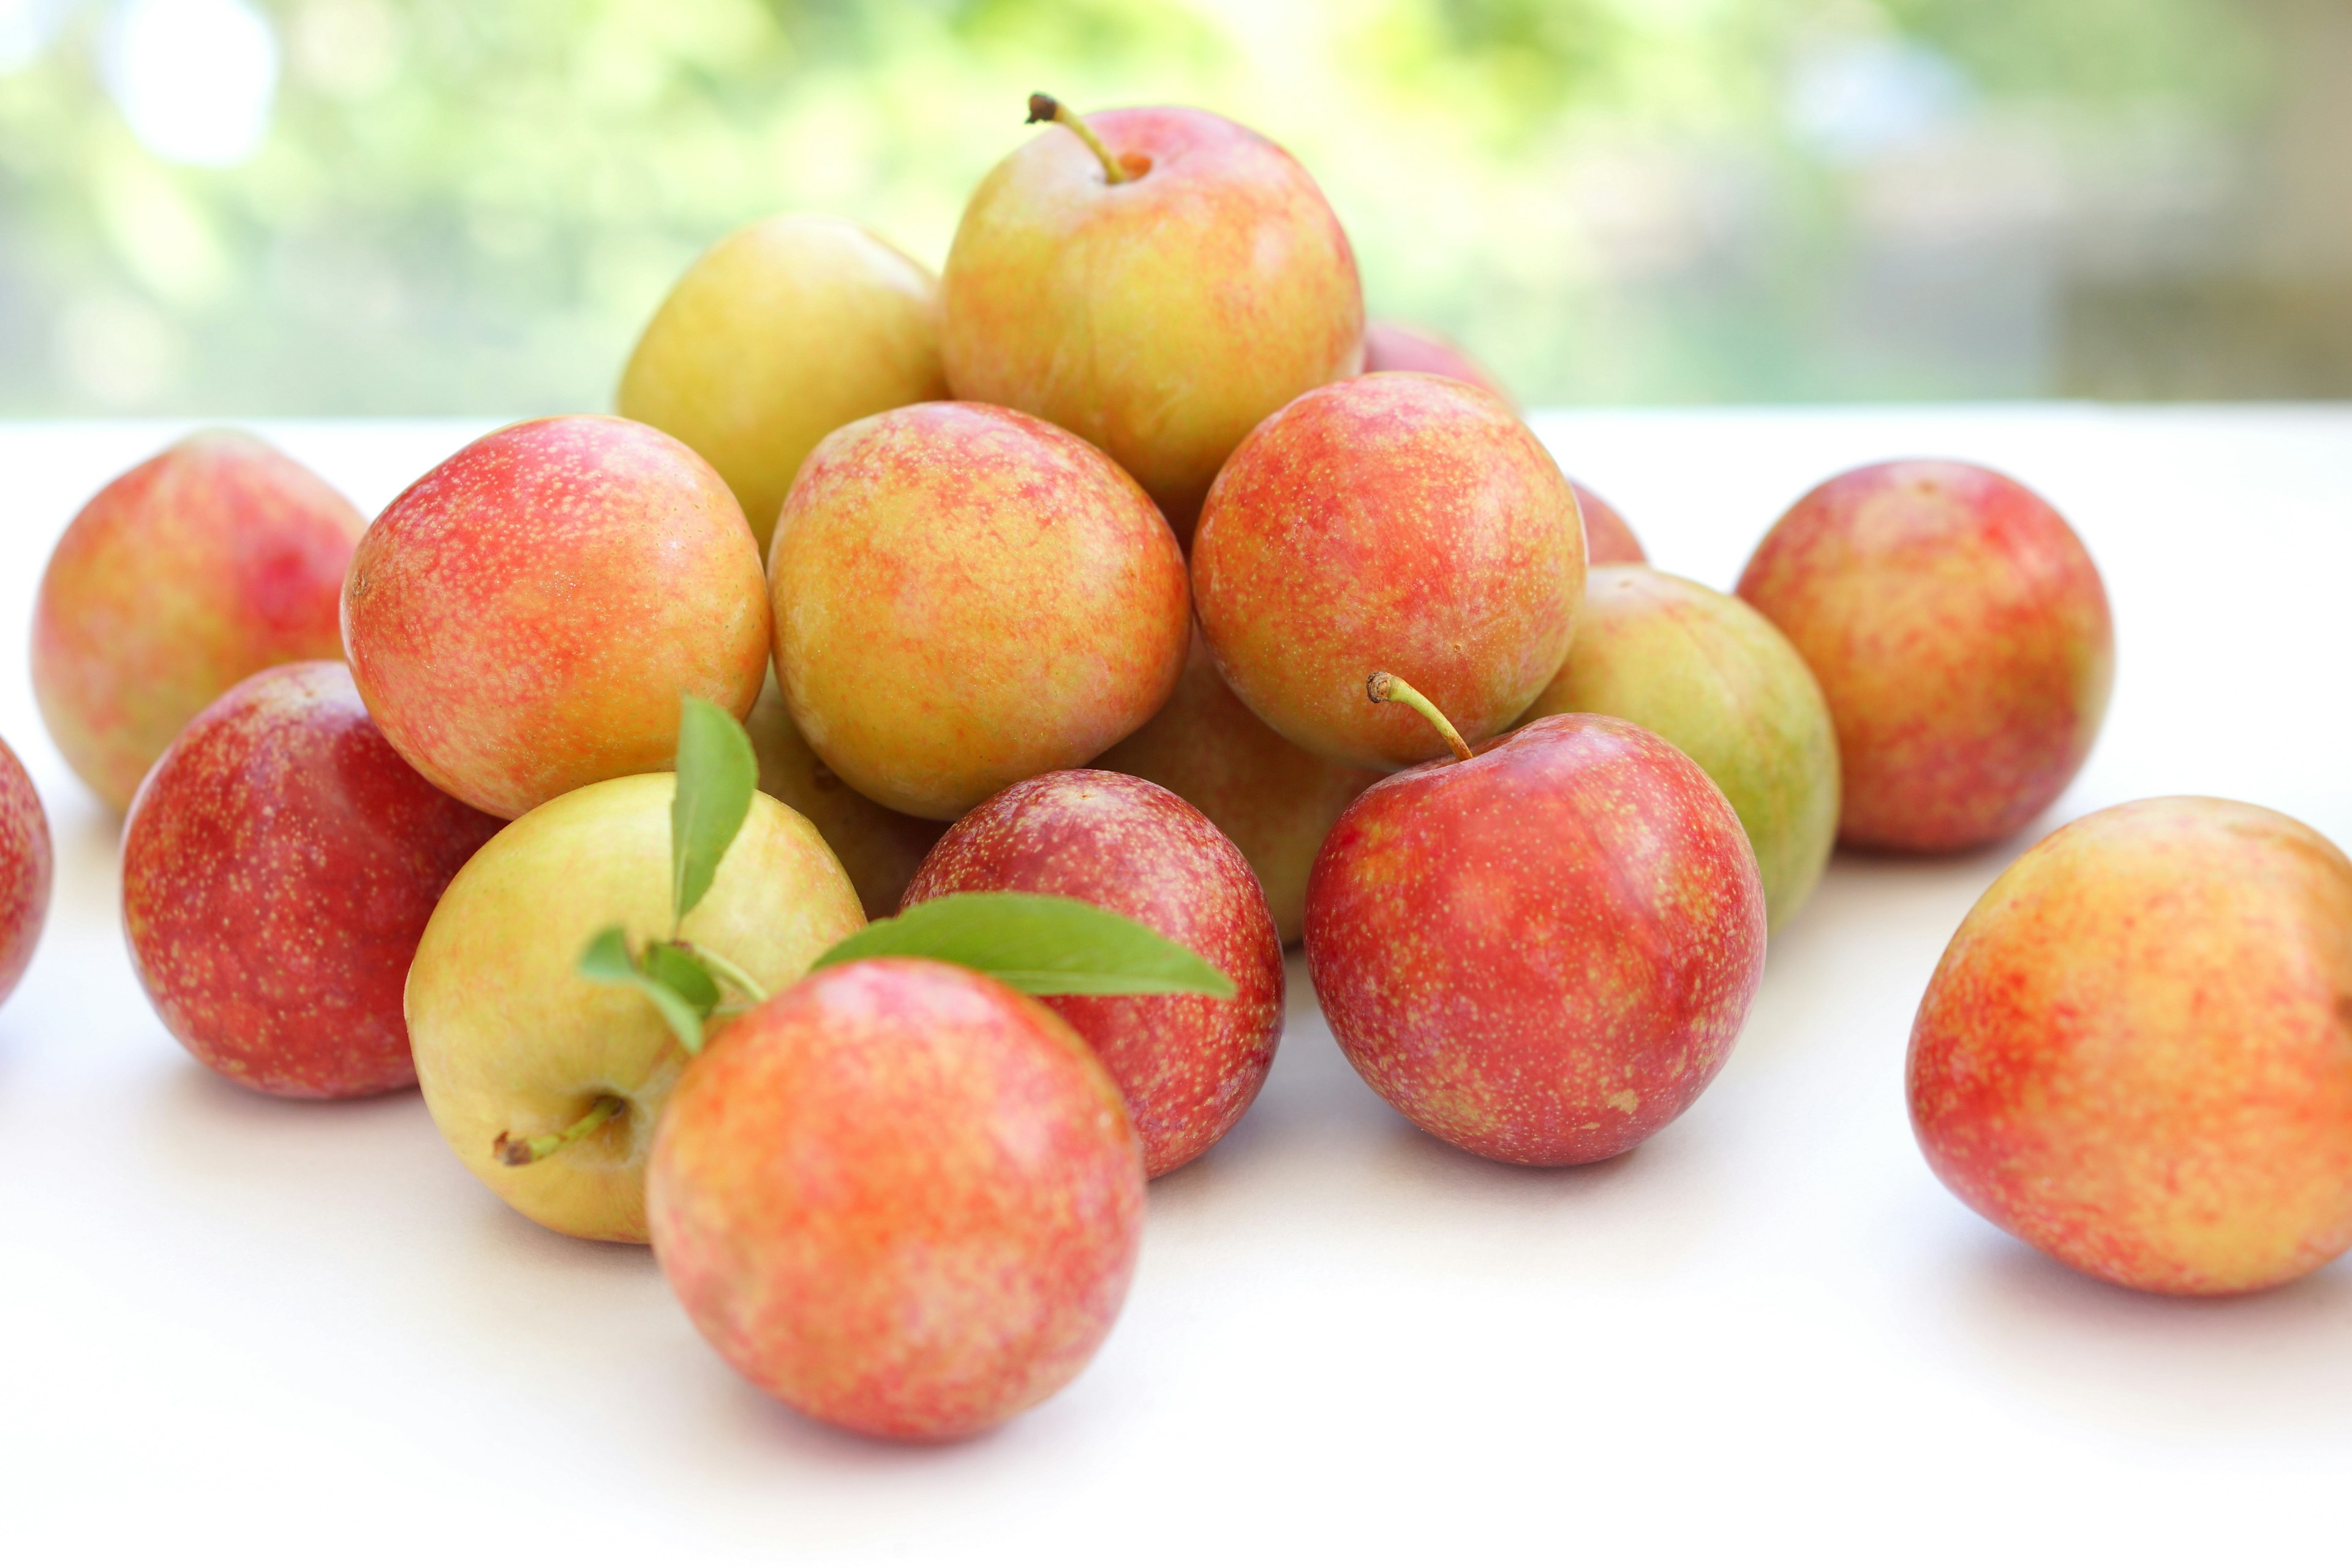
[{"xmin": 4, "ymin": 0, "xmax": 2346, "ymax": 415}]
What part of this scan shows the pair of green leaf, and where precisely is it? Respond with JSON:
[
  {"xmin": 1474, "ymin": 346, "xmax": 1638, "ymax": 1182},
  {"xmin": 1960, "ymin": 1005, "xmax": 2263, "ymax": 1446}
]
[{"xmin": 578, "ymin": 695, "xmax": 1236, "ymax": 1057}]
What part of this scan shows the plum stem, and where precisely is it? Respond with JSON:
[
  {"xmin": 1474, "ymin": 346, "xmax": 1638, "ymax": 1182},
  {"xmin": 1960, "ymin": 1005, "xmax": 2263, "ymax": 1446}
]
[
  {"xmin": 1367, "ymin": 671, "xmax": 1474, "ymax": 763},
  {"xmin": 494, "ymin": 1095, "xmax": 627, "ymax": 1167},
  {"xmin": 1028, "ymin": 92, "xmax": 1128, "ymax": 185},
  {"xmin": 687, "ymin": 944, "xmax": 769, "ymax": 1006}
]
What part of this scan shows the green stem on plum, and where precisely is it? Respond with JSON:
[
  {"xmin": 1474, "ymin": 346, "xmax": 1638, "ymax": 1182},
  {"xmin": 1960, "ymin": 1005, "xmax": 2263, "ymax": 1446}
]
[
  {"xmin": 685, "ymin": 944, "xmax": 769, "ymax": 1006},
  {"xmin": 1028, "ymin": 92, "xmax": 1129, "ymax": 184},
  {"xmin": 494, "ymin": 1095, "xmax": 627, "ymax": 1167},
  {"xmin": 1367, "ymin": 671, "xmax": 1474, "ymax": 763}
]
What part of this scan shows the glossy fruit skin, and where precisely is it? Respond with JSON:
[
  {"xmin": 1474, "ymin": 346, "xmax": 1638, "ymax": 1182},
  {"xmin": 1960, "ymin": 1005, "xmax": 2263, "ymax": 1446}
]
[
  {"xmin": 648, "ymin": 957, "xmax": 1145, "ymax": 1442},
  {"xmin": 770, "ymin": 402, "xmax": 1189, "ymax": 820},
  {"xmin": 745, "ymin": 676, "xmax": 942, "ymax": 922},
  {"xmin": 943, "ymin": 105, "xmax": 1363, "ymax": 543},
  {"xmin": 1909, "ymin": 797, "xmax": 2352, "ymax": 1295},
  {"xmin": 1737, "ymin": 459, "xmax": 2113, "ymax": 853},
  {"xmin": 617, "ymin": 214, "xmax": 948, "ymax": 557},
  {"xmin": 407, "ymin": 774, "xmax": 863, "ymax": 1243},
  {"xmin": 0, "ymin": 736, "xmax": 51, "ymax": 1009},
  {"xmin": 120, "ymin": 662, "xmax": 502, "ymax": 1098},
  {"xmin": 1193, "ymin": 373, "xmax": 1584, "ymax": 771},
  {"xmin": 902, "ymin": 770, "xmax": 1284, "ymax": 1177},
  {"xmin": 1525, "ymin": 565, "xmax": 1838, "ymax": 931},
  {"xmin": 34, "ymin": 430, "xmax": 362, "ymax": 810},
  {"xmin": 1306, "ymin": 714, "xmax": 1766, "ymax": 1166},
  {"xmin": 1096, "ymin": 629, "xmax": 1379, "ymax": 944},
  {"xmin": 343, "ymin": 415, "xmax": 770, "ymax": 820}
]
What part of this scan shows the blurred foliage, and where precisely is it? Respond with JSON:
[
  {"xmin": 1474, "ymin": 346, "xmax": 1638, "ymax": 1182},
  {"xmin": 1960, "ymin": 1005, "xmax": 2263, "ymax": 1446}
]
[{"xmin": 0, "ymin": 0, "xmax": 2278, "ymax": 414}]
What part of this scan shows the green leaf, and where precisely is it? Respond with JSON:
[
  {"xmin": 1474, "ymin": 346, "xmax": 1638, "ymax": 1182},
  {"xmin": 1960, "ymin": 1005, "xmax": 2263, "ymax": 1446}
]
[
  {"xmin": 576, "ymin": 925, "xmax": 706, "ymax": 1053},
  {"xmin": 671, "ymin": 693, "xmax": 758, "ymax": 927},
  {"xmin": 808, "ymin": 892, "xmax": 1236, "ymax": 998},
  {"xmin": 642, "ymin": 941, "xmax": 722, "ymax": 1016}
]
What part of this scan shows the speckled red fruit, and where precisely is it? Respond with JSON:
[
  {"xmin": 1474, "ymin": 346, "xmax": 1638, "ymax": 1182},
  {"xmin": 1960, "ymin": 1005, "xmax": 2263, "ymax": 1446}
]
[
  {"xmin": 122, "ymin": 662, "xmax": 503, "ymax": 1098},
  {"xmin": 902, "ymin": 770, "xmax": 1284, "ymax": 1177},
  {"xmin": 0, "ymin": 736, "xmax": 51, "ymax": 1009},
  {"xmin": 342, "ymin": 415, "xmax": 770, "ymax": 820},
  {"xmin": 1095, "ymin": 630, "xmax": 1379, "ymax": 944},
  {"xmin": 648, "ymin": 958, "xmax": 1144, "ymax": 1442},
  {"xmin": 1909, "ymin": 797, "xmax": 2352, "ymax": 1295},
  {"xmin": 1737, "ymin": 460, "xmax": 2113, "ymax": 853},
  {"xmin": 1193, "ymin": 373, "xmax": 1584, "ymax": 771},
  {"xmin": 1307, "ymin": 714, "xmax": 1766, "ymax": 1166},
  {"xmin": 944, "ymin": 105, "xmax": 1363, "ymax": 544},
  {"xmin": 769, "ymin": 402, "xmax": 1189, "ymax": 820},
  {"xmin": 1355, "ymin": 328, "xmax": 1640, "ymax": 567},
  {"xmin": 33, "ymin": 430, "xmax": 362, "ymax": 810}
]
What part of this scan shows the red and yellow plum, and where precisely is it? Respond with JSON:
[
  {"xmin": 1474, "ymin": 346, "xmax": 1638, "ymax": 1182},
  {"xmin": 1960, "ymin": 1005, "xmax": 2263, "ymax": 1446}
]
[
  {"xmin": 121, "ymin": 662, "xmax": 502, "ymax": 1098},
  {"xmin": 648, "ymin": 957, "xmax": 1145, "ymax": 1441},
  {"xmin": 903, "ymin": 769, "xmax": 1284, "ymax": 1177},
  {"xmin": 1307, "ymin": 713, "xmax": 1766, "ymax": 1166},
  {"xmin": 34, "ymin": 431, "xmax": 362, "ymax": 810},
  {"xmin": 1909, "ymin": 796, "xmax": 2352, "ymax": 1295},
  {"xmin": 1737, "ymin": 460, "xmax": 2112, "ymax": 853}
]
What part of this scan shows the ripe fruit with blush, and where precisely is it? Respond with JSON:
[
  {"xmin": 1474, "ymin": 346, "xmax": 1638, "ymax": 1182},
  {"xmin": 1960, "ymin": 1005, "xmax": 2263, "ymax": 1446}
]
[
  {"xmin": 343, "ymin": 415, "xmax": 771, "ymax": 820},
  {"xmin": 1193, "ymin": 372, "xmax": 1583, "ymax": 770},
  {"xmin": 407, "ymin": 772, "xmax": 862, "ymax": 1242},
  {"xmin": 745, "ymin": 677, "xmax": 942, "ymax": 922},
  {"xmin": 121, "ymin": 662, "xmax": 502, "ymax": 1098},
  {"xmin": 1096, "ymin": 630, "xmax": 1379, "ymax": 944},
  {"xmin": 1524, "ymin": 565, "xmax": 1838, "ymax": 930},
  {"xmin": 903, "ymin": 769, "xmax": 1283, "ymax": 1177},
  {"xmin": 1308, "ymin": 695, "xmax": 1765, "ymax": 1166},
  {"xmin": 0, "ymin": 736, "xmax": 51, "ymax": 1011},
  {"xmin": 769, "ymin": 401, "xmax": 1189, "ymax": 820},
  {"xmin": 33, "ymin": 430, "xmax": 362, "ymax": 811},
  {"xmin": 648, "ymin": 957, "xmax": 1145, "ymax": 1442},
  {"xmin": 1738, "ymin": 459, "xmax": 2113, "ymax": 853},
  {"xmin": 943, "ymin": 96, "xmax": 1362, "ymax": 543},
  {"xmin": 617, "ymin": 213, "xmax": 949, "ymax": 557},
  {"xmin": 1909, "ymin": 796, "xmax": 2352, "ymax": 1295}
]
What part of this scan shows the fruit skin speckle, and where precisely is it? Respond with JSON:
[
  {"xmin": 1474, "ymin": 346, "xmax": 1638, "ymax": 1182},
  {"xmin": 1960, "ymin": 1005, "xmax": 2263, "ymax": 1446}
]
[
  {"xmin": 648, "ymin": 957, "xmax": 1145, "ymax": 1443},
  {"xmin": 1736, "ymin": 459, "xmax": 2112, "ymax": 853},
  {"xmin": 34, "ymin": 429, "xmax": 363, "ymax": 812},
  {"xmin": 342, "ymin": 413, "xmax": 771, "ymax": 820},
  {"xmin": 903, "ymin": 769, "xmax": 1285, "ymax": 1177},
  {"xmin": 1306, "ymin": 714, "xmax": 1766, "ymax": 1167},
  {"xmin": 769, "ymin": 401, "xmax": 1190, "ymax": 821},
  {"xmin": 1908, "ymin": 796, "xmax": 2352, "ymax": 1295},
  {"xmin": 121, "ymin": 661, "xmax": 503, "ymax": 1099},
  {"xmin": 0, "ymin": 736, "xmax": 51, "ymax": 1010},
  {"xmin": 1192, "ymin": 372, "xmax": 1585, "ymax": 772}
]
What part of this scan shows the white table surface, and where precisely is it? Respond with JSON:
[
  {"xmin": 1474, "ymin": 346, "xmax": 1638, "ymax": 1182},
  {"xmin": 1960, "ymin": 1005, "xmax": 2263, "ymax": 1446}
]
[{"xmin": 4, "ymin": 409, "xmax": 2349, "ymax": 1566}]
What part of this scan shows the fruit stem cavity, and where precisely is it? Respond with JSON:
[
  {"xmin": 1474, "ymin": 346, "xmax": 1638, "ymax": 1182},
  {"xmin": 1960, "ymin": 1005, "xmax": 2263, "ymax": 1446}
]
[
  {"xmin": 1368, "ymin": 671, "xmax": 1474, "ymax": 763},
  {"xmin": 494, "ymin": 1095, "xmax": 628, "ymax": 1167},
  {"xmin": 1028, "ymin": 92, "xmax": 1129, "ymax": 185}
]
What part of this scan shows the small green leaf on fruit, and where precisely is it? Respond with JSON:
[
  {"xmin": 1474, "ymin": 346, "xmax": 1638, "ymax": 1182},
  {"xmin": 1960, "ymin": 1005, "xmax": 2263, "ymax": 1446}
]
[
  {"xmin": 643, "ymin": 941, "xmax": 722, "ymax": 1016},
  {"xmin": 671, "ymin": 694, "xmax": 758, "ymax": 926},
  {"xmin": 577, "ymin": 925, "xmax": 707, "ymax": 1053},
  {"xmin": 808, "ymin": 892, "xmax": 1236, "ymax": 998}
]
